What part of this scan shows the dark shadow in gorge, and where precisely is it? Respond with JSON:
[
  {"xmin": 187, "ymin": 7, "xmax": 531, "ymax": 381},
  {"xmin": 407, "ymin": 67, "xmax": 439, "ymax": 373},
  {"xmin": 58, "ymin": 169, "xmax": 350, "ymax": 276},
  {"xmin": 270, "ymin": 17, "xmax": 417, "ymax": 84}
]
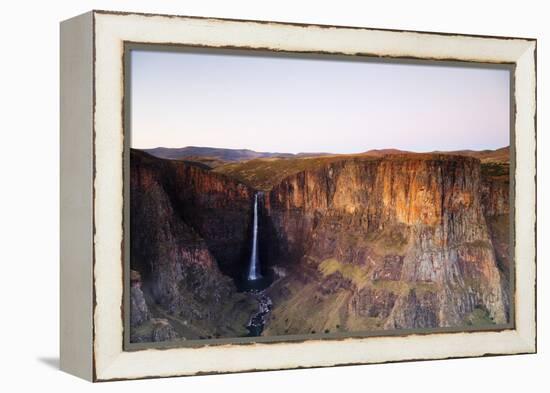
[
  {"xmin": 163, "ymin": 169, "xmax": 253, "ymax": 282},
  {"xmin": 259, "ymin": 203, "xmax": 312, "ymax": 275}
]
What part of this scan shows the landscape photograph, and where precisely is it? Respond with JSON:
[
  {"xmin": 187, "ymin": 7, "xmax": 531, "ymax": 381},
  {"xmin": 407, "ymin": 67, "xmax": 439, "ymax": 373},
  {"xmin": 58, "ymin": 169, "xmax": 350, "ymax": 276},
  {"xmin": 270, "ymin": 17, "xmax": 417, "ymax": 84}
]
[{"xmin": 127, "ymin": 48, "xmax": 512, "ymax": 344}]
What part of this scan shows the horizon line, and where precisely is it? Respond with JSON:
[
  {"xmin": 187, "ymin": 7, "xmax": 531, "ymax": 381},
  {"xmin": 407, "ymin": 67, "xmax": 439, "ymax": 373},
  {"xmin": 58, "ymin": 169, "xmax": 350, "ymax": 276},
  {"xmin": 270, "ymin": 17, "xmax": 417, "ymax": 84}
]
[{"xmin": 133, "ymin": 144, "xmax": 511, "ymax": 156}]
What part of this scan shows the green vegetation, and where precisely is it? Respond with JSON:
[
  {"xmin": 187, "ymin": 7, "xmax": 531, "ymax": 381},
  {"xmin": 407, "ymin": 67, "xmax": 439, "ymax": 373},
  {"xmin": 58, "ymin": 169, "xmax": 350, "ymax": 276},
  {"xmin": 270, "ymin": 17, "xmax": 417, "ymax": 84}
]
[
  {"xmin": 264, "ymin": 279, "xmax": 353, "ymax": 336},
  {"xmin": 370, "ymin": 278, "xmax": 438, "ymax": 296},
  {"xmin": 481, "ymin": 162, "xmax": 510, "ymax": 179},
  {"xmin": 214, "ymin": 154, "xmax": 376, "ymax": 191},
  {"xmin": 464, "ymin": 307, "xmax": 495, "ymax": 326},
  {"xmin": 463, "ymin": 239, "xmax": 495, "ymax": 251},
  {"xmin": 179, "ymin": 156, "xmax": 228, "ymax": 169},
  {"xmin": 319, "ymin": 258, "xmax": 369, "ymax": 287},
  {"xmin": 365, "ymin": 224, "xmax": 411, "ymax": 255},
  {"xmin": 318, "ymin": 258, "xmax": 438, "ymax": 296}
]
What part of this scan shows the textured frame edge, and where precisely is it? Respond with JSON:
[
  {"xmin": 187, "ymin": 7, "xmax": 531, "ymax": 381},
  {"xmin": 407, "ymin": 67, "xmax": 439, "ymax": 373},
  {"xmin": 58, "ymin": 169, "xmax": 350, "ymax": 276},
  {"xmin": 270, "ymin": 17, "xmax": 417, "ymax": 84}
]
[
  {"xmin": 59, "ymin": 11, "xmax": 95, "ymax": 381},
  {"xmin": 88, "ymin": 11, "xmax": 536, "ymax": 381}
]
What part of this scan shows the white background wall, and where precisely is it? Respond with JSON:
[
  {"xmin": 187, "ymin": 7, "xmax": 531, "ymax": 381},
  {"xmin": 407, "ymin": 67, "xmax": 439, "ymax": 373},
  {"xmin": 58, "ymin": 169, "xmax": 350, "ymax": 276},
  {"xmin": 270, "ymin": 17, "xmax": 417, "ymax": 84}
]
[{"xmin": 0, "ymin": 0, "xmax": 546, "ymax": 391}]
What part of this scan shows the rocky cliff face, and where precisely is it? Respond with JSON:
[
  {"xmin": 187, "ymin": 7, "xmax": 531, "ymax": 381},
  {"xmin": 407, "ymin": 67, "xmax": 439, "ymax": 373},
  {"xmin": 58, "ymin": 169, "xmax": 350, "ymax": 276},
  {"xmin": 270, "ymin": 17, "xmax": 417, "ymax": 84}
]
[
  {"xmin": 262, "ymin": 155, "xmax": 509, "ymax": 334},
  {"xmin": 129, "ymin": 270, "xmax": 179, "ymax": 343},
  {"xmin": 130, "ymin": 148, "xmax": 510, "ymax": 341},
  {"xmin": 480, "ymin": 164, "xmax": 511, "ymax": 318},
  {"xmin": 130, "ymin": 150, "xmax": 256, "ymax": 341}
]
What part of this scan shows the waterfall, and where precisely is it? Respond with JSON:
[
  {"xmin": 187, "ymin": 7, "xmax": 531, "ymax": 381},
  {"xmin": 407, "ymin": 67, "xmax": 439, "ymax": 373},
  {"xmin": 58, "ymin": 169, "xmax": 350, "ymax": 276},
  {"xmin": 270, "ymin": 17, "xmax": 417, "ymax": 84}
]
[{"xmin": 247, "ymin": 192, "xmax": 262, "ymax": 281}]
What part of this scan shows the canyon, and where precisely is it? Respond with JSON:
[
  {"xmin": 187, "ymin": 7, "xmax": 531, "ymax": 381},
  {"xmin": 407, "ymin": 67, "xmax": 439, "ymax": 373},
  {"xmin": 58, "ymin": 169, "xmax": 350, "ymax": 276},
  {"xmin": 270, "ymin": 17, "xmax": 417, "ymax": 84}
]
[
  {"xmin": 129, "ymin": 147, "xmax": 511, "ymax": 343},
  {"xmin": 130, "ymin": 150, "xmax": 257, "ymax": 342}
]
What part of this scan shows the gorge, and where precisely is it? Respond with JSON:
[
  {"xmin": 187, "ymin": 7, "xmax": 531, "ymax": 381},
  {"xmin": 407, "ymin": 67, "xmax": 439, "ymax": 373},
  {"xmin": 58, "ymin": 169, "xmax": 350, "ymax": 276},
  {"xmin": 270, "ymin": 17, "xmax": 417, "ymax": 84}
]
[{"xmin": 129, "ymin": 147, "xmax": 511, "ymax": 343}]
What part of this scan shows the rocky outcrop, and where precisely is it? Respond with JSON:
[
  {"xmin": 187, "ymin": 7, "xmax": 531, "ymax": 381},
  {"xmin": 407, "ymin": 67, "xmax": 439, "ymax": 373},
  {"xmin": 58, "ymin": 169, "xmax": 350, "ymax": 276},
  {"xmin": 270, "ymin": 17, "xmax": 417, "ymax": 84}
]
[
  {"xmin": 481, "ymin": 164, "xmax": 511, "ymax": 319},
  {"xmin": 385, "ymin": 289, "xmax": 439, "ymax": 329},
  {"xmin": 262, "ymin": 155, "xmax": 509, "ymax": 334},
  {"xmin": 481, "ymin": 175, "xmax": 510, "ymax": 217},
  {"xmin": 351, "ymin": 287, "xmax": 397, "ymax": 319},
  {"xmin": 130, "ymin": 150, "xmax": 257, "ymax": 342},
  {"xmin": 130, "ymin": 270, "xmax": 150, "ymax": 327},
  {"xmin": 129, "ymin": 270, "xmax": 179, "ymax": 343}
]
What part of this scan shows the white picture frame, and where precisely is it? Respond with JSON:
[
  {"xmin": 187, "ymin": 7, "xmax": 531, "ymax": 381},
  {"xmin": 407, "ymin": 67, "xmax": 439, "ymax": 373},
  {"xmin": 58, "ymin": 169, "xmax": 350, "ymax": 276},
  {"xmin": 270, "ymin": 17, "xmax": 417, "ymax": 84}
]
[{"xmin": 60, "ymin": 10, "xmax": 536, "ymax": 382}]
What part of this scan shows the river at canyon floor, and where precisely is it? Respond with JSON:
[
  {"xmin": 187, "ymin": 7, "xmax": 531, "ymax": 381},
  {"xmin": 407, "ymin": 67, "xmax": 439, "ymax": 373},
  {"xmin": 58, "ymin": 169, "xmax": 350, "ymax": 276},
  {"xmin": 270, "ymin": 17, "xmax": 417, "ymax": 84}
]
[{"xmin": 246, "ymin": 290, "xmax": 273, "ymax": 336}]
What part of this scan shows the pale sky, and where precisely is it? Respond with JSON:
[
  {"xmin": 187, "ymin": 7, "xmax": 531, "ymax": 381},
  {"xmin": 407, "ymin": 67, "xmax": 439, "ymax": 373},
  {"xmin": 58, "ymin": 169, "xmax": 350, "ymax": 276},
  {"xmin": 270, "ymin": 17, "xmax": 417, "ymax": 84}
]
[{"xmin": 130, "ymin": 49, "xmax": 510, "ymax": 154}]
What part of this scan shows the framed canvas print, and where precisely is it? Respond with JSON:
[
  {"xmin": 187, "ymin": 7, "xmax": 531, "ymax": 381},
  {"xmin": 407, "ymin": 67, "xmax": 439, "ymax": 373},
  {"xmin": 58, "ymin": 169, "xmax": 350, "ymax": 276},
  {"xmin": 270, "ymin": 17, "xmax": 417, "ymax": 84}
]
[{"xmin": 60, "ymin": 10, "xmax": 537, "ymax": 382}]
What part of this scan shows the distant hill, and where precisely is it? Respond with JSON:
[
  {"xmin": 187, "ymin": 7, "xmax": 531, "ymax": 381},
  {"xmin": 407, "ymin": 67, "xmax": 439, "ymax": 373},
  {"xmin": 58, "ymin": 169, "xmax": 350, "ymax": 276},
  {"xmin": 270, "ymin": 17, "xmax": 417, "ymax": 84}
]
[
  {"xmin": 142, "ymin": 146, "xmax": 331, "ymax": 168},
  {"xmin": 436, "ymin": 146, "xmax": 510, "ymax": 163},
  {"xmin": 361, "ymin": 148, "xmax": 410, "ymax": 156},
  {"xmin": 361, "ymin": 146, "xmax": 510, "ymax": 163},
  {"xmin": 143, "ymin": 145, "xmax": 509, "ymax": 164}
]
